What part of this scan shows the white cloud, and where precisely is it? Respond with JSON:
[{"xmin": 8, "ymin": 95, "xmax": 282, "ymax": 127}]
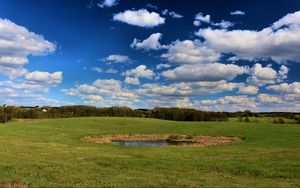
[
  {"xmin": 162, "ymin": 63, "xmax": 246, "ymax": 82},
  {"xmin": 197, "ymin": 93, "xmax": 300, "ymax": 112},
  {"xmin": 0, "ymin": 66, "xmax": 27, "ymax": 79},
  {"xmin": 230, "ymin": 10, "xmax": 246, "ymax": 15},
  {"xmin": 113, "ymin": 9, "xmax": 165, "ymax": 28},
  {"xmin": 81, "ymin": 94, "xmax": 103, "ymax": 101},
  {"xmin": 255, "ymin": 94, "xmax": 300, "ymax": 112},
  {"xmin": 0, "ymin": 88, "xmax": 13, "ymax": 94},
  {"xmin": 193, "ymin": 20, "xmax": 201, "ymax": 27},
  {"xmin": 176, "ymin": 97, "xmax": 193, "ymax": 108},
  {"xmin": 123, "ymin": 65, "xmax": 154, "ymax": 79},
  {"xmin": 0, "ymin": 89, "xmax": 72, "ymax": 107},
  {"xmin": 247, "ymin": 63, "xmax": 277, "ymax": 86},
  {"xmin": 156, "ymin": 63, "xmax": 171, "ymax": 70},
  {"xmin": 169, "ymin": 11, "xmax": 183, "ymax": 19},
  {"xmin": 0, "ymin": 18, "xmax": 56, "ymax": 78},
  {"xmin": 227, "ymin": 56, "xmax": 240, "ymax": 62},
  {"xmin": 194, "ymin": 12, "xmax": 211, "ymax": 26},
  {"xmin": 196, "ymin": 11, "xmax": 300, "ymax": 63},
  {"xmin": 0, "ymin": 71, "xmax": 64, "ymax": 103},
  {"xmin": 131, "ymin": 33, "xmax": 163, "ymax": 50},
  {"xmin": 193, "ymin": 12, "xmax": 234, "ymax": 29},
  {"xmin": 93, "ymin": 79, "xmax": 121, "ymax": 91},
  {"xmin": 162, "ymin": 9, "xmax": 183, "ymax": 19},
  {"xmin": 25, "ymin": 71, "xmax": 63, "ymax": 85},
  {"xmin": 124, "ymin": 77, "xmax": 140, "ymax": 85},
  {"xmin": 98, "ymin": 0, "xmax": 118, "ymax": 8},
  {"xmin": 161, "ymin": 40, "xmax": 220, "ymax": 64},
  {"xmin": 272, "ymin": 11, "xmax": 300, "ymax": 29},
  {"xmin": 277, "ymin": 65, "xmax": 289, "ymax": 82},
  {"xmin": 256, "ymin": 93, "xmax": 282, "ymax": 104},
  {"xmin": 198, "ymin": 95, "xmax": 256, "ymax": 112},
  {"xmin": 103, "ymin": 54, "xmax": 130, "ymax": 63},
  {"xmin": 267, "ymin": 82, "xmax": 300, "ymax": 94},
  {"xmin": 91, "ymin": 67, "xmax": 103, "ymax": 73},
  {"xmin": 246, "ymin": 63, "xmax": 288, "ymax": 86},
  {"xmin": 137, "ymin": 80, "xmax": 239, "ymax": 98},
  {"xmin": 62, "ymin": 79, "xmax": 140, "ymax": 106},
  {"xmin": 212, "ymin": 20, "xmax": 235, "ymax": 29},
  {"xmin": 105, "ymin": 68, "xmax": 118, "ymax": 74},
  {"xmin": 0, "ymin": 80, "xmax": 50, "ymax": 93},
  {"xmin": 145, "ymin": 4, "xmax": 158, "ymax": 10},
  {"xmin": 238, "ymin": 85, "xmax": 259, "ymax": 95}
]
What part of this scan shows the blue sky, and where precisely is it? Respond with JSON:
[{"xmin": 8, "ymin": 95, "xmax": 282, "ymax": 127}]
[{"xmin": 0, "ymin": 0, "xmax": 300, "ymax": 111}]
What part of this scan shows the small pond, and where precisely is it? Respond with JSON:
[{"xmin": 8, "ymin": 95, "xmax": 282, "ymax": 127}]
[{"xmin": 112, "ymin": 140, "xmax": 195, "ymax": 147}]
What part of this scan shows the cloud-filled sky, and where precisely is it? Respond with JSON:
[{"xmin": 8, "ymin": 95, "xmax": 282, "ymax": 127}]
[{"xmin": 0, "ymin": 0, "xmax": 300, "ymax": 112}]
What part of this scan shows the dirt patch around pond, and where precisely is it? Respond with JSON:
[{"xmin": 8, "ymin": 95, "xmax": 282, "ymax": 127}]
[{"xmin": 81, "ymin": 134, "xmax": 241, "ymax": 147}]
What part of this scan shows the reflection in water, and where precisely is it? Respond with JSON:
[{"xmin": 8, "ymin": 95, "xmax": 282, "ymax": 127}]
[{"xmin": 112, "ymin": 140, "xmax": 195, "ymax": 147}]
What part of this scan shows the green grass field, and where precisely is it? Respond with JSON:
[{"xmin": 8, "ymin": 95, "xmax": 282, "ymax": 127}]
[{"xmin": 0, "ymin": 117, "xmax": 299, "ymax": 187}]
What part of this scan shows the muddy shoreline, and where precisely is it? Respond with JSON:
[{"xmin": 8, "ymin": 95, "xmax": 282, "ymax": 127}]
[{"xmin": 81, "ymin": 134, "xmax": 241, "ymax": 147}]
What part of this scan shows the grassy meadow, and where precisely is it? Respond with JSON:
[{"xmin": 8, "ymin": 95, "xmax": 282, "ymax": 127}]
[{"xmin": 0, "ymin": 117, "xmax": 299, "ymax": 187}]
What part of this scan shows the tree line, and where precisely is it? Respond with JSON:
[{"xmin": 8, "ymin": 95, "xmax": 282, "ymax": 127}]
[{"xmin": 0, "ymin": 105, "xmax": 299, "ymax": 123}]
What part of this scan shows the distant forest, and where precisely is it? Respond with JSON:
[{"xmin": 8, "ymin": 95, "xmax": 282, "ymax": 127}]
[{"xmin": 0, "ymin": 105, "xmax": 299, "ymax": 123}]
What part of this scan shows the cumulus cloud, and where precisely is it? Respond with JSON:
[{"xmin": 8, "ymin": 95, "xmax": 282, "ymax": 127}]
[
  {"xmin": 230, "ymin": 10, "xmax": 246, "ymax": 15},
  {"xmin": 91, "ymin": 67, "xmax": 103, "ymax": 73},
  {"xmin": 246, "ymin": 63, "xmax": 288, "ymax": 86},
  {"xmin": 113, "ymin": 9, "xmax": 165, "ymax": 28},
  {"xmin": 0, "ymin": 71, "xmax": 63, "ymax": 94},
  {"xmin": 162, "ymin": 63, "xmax": 246, "ymax": 82},
  {"xmin": 176, "ymin": 97, "xmax": 193, "ymax": 108},
  {"xmin": 238, "ymin": 85, "xmax": 259, "ymax": 95},
  {"xmin": 156, "ymin": 63, "xmax": 171, "ymax": 70},
  {"xmin": 212, "ymin": 20, "xmax": 235, "ymax": 29},
  {"xmin": 93, "ymin": 79, "xmax": 121, "ymax": 91},
  {"xmin": 198, "ymin": 95, "xmax": 256, "ymax": 111},
  {"xmin": 0, "ymin": 80, "xmax": 54, "ymax": 93},
  {"xmin": 161, "ymin": 40, "xmax": 220, "ymax": 64},
  {"xmin": 247, "ymin": 64, "xmax": 277, "ymax": 86},
  {"xmin": 272, "ymin": 11, "xmax": 300, "ymax": 29},
  {"xmin": 91, "ymin": 67, "xmax": 118, "ymax": 74},
  {"xmin": 81, "ymin": 94, "xmax": 103, "ymax": 101},
  {"xmin": 137, "ymin": 80, "xmax": 239, "ymax": 98},
  {"xmin": 103, "ymin": 54, "xmax": 130, "ymax": 63},
  {"xmin": 196, "ymin": 11, "xmax": 300, "ymax": 63},
  {"xmin": 125, "ymin": 77, "xmax": 140, "ymax": 85},
  {"xmin": 277, "ymin": 65, "xmax": 289, "ymax": 82},
  {"xmin": 98, "ymin": 0, "xmax": 118, "ymax": 8},
  {"xmin": 25, "ymin": 71, "xmax": 62, "ymax": 85},
  {"xmin": 197, "ymin": 93, "xmax": 300, "ymax": 112},
  {"xmin": 255, "ymin": 93, "xmax": 300, "ymax": 112},
  {"xmin": 162, "ymin": 9, "xmax": 183, "ymax": 19},
  {"xmin": 131, "ymin": 33, "xmax": 164, "ymax": 50},
  {"xmin": 267, "ymin": 82, "xmax": 300, "ymax": 94},
  {"xmin": 0, "ymin": 18, "xmax": 56, "ymax": 78},
  {"xmin": 145, "ymin": 4, "xmax": 158, "ymax": 10},
  {"xmin": 123, "ymin": 65, "xmax": 154, "ymax": 79},
  {"xmin": 105, "ymin": 68, "xmax": 118, "ymax": 74},
  {"xmin": 0, "ymin": 88, "xmax": 72, "ymax": 107},
  {"xmin": 0, "ymin": 17, "xmax": 60, "ymax": 103},
  {"xmin": 193, "ymin": 12, "xmax": 211, "ymax": 26},
  {"xmin": 256, "ymin": 93, "xmax": 282, "ymax": 104},
  {"xmin": 62, "ymin": 79, "xmax": 140, "ymax": 106},
  {"xmin": 0, "ymin": 66, "xmax": 27, "ymax": 80},
  {"xmin": 193, "ymin": 12, "xmax": 233, "ymax": 29}
]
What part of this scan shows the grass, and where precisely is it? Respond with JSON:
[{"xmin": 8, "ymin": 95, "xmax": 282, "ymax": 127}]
[
  {"xmin": 0, "ymin": 117, "xmax": 299, "ymax": 187},
  {"xmin": 0, "ymin": 178, "xmax": 27, "ymax": 188}
]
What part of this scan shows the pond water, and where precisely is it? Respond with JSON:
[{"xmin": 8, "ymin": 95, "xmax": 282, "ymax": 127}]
[{"xmin": 112, "ymin": 140, "xmax": 195, "ymax": 147}]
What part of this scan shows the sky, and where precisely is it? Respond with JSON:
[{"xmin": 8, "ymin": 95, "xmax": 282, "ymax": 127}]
[{"xmin": 0, "ymin": 0, "xmax": 300, "ymax": 112}]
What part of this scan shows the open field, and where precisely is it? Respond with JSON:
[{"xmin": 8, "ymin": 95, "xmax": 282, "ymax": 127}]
[{"xmin": 0, "ymin": 117, "xmax": 299, "ymax": 187}]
